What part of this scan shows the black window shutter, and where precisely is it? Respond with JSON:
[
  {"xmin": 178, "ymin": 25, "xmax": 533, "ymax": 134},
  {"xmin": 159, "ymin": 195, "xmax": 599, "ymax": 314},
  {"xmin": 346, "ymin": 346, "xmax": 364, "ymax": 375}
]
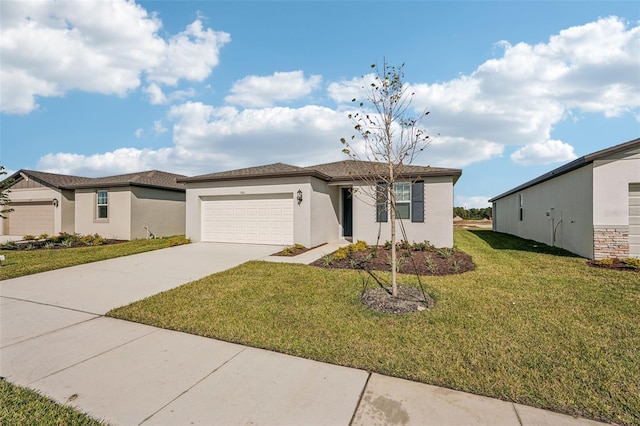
[
  {"xmin": 411, "ymin": 181, "xmax": 424, "ymax": 222},
  {"xmin": 376, "ymin": 183, "xmax": 388, "ymax": 222}
]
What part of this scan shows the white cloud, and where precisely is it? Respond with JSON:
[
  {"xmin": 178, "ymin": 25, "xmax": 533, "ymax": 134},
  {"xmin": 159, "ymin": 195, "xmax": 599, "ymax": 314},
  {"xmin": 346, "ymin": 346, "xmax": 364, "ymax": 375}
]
[
  {"xmin": 225, "ymin": 71, "xmax": 322, "ymax": 108},
  {"xmin": 32, "ymin": 16, "xmax": 639, "ymax": 177},
  {"xmin": 0, "ymin": 1, "xmax": 230, "ymax": 114},
  {"xmin": 37, "ymin": 148, "xmax": 176, "ymax": 176},
  {"xmin": 153, "ymin": 120, "xmax": 168, "ymax": 135},
  {"xmin": 510, "ymin": 139, "xmax": 577, "ymax": 165},
  {"xmin": 134, "ymin": 128, "xmax": 143, "ymax": 138},
  {"xmin": 332, "ymin": 16, "xmax": 639, "ymax": 169},
  {"xmin": 144, "ymin": 83, "xmax": 167, "ymax": 105},
  {"xmin": 455, "ymin": 195, "xmax": 492, "ymax": 209}
]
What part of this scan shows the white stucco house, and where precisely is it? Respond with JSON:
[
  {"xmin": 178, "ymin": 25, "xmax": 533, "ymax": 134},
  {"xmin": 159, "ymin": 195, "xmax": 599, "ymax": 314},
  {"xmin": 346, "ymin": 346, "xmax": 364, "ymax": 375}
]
[
  {"xmin": 489, "ymin": 138, "xmax": 640, "ymax": 260},
  {"xmin": 1, "ymin": 170, "xmax": 186, "ymax": 240},
  {"xmin": 178, "ymin": 160, "xmax": 462, "ymax": 248}
]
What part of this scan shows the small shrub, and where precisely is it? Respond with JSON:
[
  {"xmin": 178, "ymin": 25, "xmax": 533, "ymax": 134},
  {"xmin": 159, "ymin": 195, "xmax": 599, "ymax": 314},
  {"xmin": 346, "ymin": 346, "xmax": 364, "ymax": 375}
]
[
  {"xmin": 386, "ymin": 253, "xmax": 406, "ymax": 271},
  {"xmin": 621, "ymin": 258, "xmax": 640, "ymax": 269},
  {"xmin": 23, "ymin": 234, "xmax": 36, "ymax": 241},
  {"xmin": 281, "ymin": 247, "xmax": 294, "ymax": 256},
  {"xmin": 320, "ymin": 253, "xmax": 334, "ymax": 266},
  {"xmin": 2, "ymin": 241, "xmax": 18, "ymax": 250},
  {"xmin": 353, "ymin": 240, "xmax": 368, "ymax": 252},
  {"xmin": 44, "ymin": 241, "xmax": 56, "ymax": 250},
  {"xmin": 60, "ymin": 239, "xmax": 74, "ymax": 248},
  {"xmin": 450, "ymin": 258, "xmax": 461, "ymax": 273},
  {"xmin": 384, "ymin": 240, "xmax": 393, "ymax": 250},
  {"xmin": 24, "ymin": 243, "xmax": 36, "ymax": 251},
  {"xmin": 333, "ymin": 246, "xmax": 351, "ymax": 261},
  {"xmin": 38, "ymin": 233, "xmax": 50, "ymax": 240},
  {"xmin": 593, "ymin": 258, "xmax": 614, "ymax": 266},
  {"xmin": 80, "ymin": 234, "xmax": 106, "ymax": 246},
  {"xmin": 293, "ymin": 243, "xmax": 306, "ymax": 250},
  {"xmin": 424, "ymin": 254, "xmax": 437, "ymax": 274},
  {"xmin": 437, "ymin": 247, "xmax": 455, "ymax": 259},
  {"xmin": 401, "ymin": 249, "xmax": 412, "ymax": 258},
  {"xmin": 396, "ymin": 239, "xmax": 411, "ymax": 250},
  {"xmin": 412, "ymin": 240, "xmax": 434, "ymax": 251}
]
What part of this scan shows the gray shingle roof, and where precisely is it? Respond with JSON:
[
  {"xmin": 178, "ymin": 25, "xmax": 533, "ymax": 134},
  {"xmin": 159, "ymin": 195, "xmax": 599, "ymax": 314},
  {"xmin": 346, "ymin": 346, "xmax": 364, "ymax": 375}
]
[
  {"xmin": 489, "ymin": 137, "xmax": 640, "ymax": 202},
  {"xmin": 8, "ymin": 170, "xmax": 93, "ymax": 189},
  {"xmin": 7, "ymin": 170, "xmax": 186, "ymax": 192},
  {"xmin": 308, "ymin": 160, "xmax": 462, "ymax": 181},
  {"xmin": 179, "ymin": 160, "xmax": 462, "ymax": 184},
  {"xmin": 69, "ymin": 170, "xmax": 186, "ymax": 191}
]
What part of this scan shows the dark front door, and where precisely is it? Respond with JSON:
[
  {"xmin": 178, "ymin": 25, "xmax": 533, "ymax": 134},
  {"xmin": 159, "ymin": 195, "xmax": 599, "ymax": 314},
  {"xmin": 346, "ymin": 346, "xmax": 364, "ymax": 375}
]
[{"xmin": 342, "ymin": 188, "xmax": 353, "ymax": 237}]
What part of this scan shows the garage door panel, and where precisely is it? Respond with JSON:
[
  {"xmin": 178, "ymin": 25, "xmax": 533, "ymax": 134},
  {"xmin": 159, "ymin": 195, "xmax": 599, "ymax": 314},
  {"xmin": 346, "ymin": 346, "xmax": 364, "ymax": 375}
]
[
  {"xmin": 8, "ymin": 202, "xmax": 54, "ymax": 236},
  {"xmin": 201, "ymin": 194, "xmax": 293, "ymax": 245}
]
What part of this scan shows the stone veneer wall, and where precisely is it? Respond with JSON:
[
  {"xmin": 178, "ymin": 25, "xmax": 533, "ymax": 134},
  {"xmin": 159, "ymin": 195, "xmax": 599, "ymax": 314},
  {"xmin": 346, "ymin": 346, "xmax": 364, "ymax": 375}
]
[{"xmin": 593, "ymin": 227, "xmax": 629, "ymax": 260}]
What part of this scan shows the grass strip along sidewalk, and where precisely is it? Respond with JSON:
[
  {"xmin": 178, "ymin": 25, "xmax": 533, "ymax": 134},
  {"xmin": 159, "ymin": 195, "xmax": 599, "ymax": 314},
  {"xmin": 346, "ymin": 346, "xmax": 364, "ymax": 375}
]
[
  {"xmin": 109, "ymin": 230, "xmax": 639, "ymax": 425},
  {"xmin": 0, "ymin": 378, "xmax": 106, "ymax": 426}
]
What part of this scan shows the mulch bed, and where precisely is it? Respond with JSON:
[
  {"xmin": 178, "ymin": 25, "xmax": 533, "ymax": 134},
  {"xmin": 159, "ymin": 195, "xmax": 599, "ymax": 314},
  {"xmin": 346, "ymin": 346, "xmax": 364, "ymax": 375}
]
[
  {"xmin": 311, "ymin": 246, "xmax": 475, "ymax": 276},
  {"xmin": 271, "ymin": 244, "xmax": 326, "ymax": 257},
  {"xmin": 362, "ymin": 285, "xmax": 435, "ymax": 314},
  {"xmin": 588, "ymin": 259, "xmax": 640, "ymax": 272},
  {"xmin": 0, "ymin": 239, "xmax": 127, "ymax": 251}
]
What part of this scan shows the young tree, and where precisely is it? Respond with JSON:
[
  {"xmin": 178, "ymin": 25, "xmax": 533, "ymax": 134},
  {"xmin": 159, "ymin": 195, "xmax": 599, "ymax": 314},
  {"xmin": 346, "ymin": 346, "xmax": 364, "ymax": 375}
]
[
  {"xmin": 0, "ymin": 165, "xmax": 13, "ymax": 219},
  {"xmin": 341, "ymin": 61, "xmax": 432, "ymax": 297}
]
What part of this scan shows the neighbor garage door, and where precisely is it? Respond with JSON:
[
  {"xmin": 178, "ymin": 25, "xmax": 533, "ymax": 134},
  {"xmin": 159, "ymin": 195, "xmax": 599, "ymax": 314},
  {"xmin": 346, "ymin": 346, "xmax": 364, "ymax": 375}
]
[
  {"xmin": 629, "ymin": 183, "xmax": 640, "ymax": 258},
  {"xmin": 7, "ymin": 201, "xmax": 54, "ymax": 236},
  {"xmin": 201, "ymin": 194, "xmax": 294, "ymax": 245}
]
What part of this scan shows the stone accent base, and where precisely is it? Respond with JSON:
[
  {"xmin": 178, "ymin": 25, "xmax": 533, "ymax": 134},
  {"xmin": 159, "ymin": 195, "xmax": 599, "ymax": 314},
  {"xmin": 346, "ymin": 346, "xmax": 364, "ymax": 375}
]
[{"xmin": 593, "ymin": 227, "xmax": 629, "ymax": 260}]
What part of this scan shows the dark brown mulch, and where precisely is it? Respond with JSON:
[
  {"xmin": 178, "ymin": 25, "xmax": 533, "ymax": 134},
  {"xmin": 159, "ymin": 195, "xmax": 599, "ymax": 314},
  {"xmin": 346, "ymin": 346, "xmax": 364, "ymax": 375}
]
[
  {"xmin": 311, "ymin": 246, "xmax": 475, "ymax": 276},
  {"xmin": 588, "ymin": 259, "xmax": 640, "ymax": 272},
  {"xmin": 362, "ymin": 285, "xmax": 435, "ymax": 314},
  {"xmin": 271, "ymin": 244, "xmax": 326, "ymax": 257}
]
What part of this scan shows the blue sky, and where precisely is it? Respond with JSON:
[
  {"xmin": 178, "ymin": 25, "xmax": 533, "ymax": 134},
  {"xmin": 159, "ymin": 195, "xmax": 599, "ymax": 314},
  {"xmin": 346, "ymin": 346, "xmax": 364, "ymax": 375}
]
[{"xmin": 1, "ymin": 1, "xmax": 638, "ymax": 208}]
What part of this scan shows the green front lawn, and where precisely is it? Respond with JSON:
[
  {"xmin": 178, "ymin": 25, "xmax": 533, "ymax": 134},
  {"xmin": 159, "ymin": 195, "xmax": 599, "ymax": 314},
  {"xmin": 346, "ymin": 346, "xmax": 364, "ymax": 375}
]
[
  {"xmin": 0, "ymin": 236, "xmax": 190, "ymax": 280},
  {"xmin": 0, "ymin": 379, "xmax": 106, "ymax": 425},
  {"xmin": 109, "ymin": 229, "xmax": 639, "ymax": 425}
]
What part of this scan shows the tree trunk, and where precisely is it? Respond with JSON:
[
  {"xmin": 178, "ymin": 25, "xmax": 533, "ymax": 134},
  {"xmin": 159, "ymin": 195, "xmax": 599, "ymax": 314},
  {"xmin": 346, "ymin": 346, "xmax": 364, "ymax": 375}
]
[{"xmin": 389, "ymin": 164, "xmax": 398, "ymax": 297}]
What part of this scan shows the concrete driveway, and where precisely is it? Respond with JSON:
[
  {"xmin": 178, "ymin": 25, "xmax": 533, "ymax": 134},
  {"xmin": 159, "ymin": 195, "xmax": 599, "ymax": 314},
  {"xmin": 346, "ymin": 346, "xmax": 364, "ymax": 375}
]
[
  {"xmin": 0, "ymin": 242, "xmax": 278, "ymax": 315},
  {"xmin": 0, "ymin": 242, "xmax": 607, "ymax": 425}
]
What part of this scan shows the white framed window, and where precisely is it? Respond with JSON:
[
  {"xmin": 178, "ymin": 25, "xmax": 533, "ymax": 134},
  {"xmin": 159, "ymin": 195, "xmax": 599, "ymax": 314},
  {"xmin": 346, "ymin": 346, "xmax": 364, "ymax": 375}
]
[
  {"xmin": 96, "ymin": 190, "xmax": 108, "ymax": 220},
  {"xmin": 394, "ymin": 182, "xmax": 411, "ymax": 220}
]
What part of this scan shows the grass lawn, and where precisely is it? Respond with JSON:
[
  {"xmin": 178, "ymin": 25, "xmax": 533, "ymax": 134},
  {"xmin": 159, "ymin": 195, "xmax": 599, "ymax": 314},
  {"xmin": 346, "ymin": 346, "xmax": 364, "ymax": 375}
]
[
  {"xmin": 0, "ymin": 378, "xmax": 106, "ymax": 425},
  {"xmin": 0, "ymin": 236, "xmax": 190, "ymax": 280},
  {"xmin": 108, "ymin": 230, "xmax": 639, "ymax": 425}
]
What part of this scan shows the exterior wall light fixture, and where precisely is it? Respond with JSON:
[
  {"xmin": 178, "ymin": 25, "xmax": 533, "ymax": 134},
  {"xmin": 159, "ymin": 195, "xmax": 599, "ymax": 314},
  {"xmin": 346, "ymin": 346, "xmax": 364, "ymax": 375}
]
[
  {"xmin": 52, "ymin": 198, "xmax": 59, "ymax": 207},
  {"xmin": 297, "ymin": 189, "xmax": 303, "ymax": 205}
]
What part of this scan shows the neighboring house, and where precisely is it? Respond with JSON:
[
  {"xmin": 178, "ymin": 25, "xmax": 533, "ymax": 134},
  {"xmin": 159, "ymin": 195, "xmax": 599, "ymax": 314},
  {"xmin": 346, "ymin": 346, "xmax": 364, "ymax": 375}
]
[
  {"xmin": 178, "ymin": 160, "xmax": 462, "ymax": 248},
  {"xmin": 489, "ymin": 138, "xmax": 640, "ymax": 260},
  {"xmin": 1, "ymin": 170, "xmax": 186, "ymax": 240}
]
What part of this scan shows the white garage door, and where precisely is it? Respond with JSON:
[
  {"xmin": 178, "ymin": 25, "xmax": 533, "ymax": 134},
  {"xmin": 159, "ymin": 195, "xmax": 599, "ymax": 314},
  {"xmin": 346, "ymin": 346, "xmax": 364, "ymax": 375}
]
[
  {"xmin": 8, "ymin": 202, "xmax": 54, "ymax": 236},
  {"xmin": 201, "ymin": 194, "xmax": 294, "ymax": 245},
  {"xmin": 629, "ymin": 183, "xmax": 640, "ymax": 259}
]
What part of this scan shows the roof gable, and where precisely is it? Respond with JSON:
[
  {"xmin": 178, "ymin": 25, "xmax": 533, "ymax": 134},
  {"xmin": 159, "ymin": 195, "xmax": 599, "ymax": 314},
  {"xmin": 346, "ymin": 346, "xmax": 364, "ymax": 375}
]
[{"xmin": 3, "ymin": 169, "xmax": 186, "ymax": 192}]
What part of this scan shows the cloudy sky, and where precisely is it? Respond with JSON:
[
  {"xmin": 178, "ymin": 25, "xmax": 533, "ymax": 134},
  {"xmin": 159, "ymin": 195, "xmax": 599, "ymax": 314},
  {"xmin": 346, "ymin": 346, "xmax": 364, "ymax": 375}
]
[{"xmin": 1, "ymin": 0, "xmax": 638, "ymax": 208}]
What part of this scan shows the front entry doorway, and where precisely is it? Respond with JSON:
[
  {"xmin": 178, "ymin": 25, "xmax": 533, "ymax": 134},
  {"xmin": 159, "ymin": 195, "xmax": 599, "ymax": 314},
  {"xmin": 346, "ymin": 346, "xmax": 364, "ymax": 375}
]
[{"xmin": 342, "ymin": 188, "xmax": 353, "ymax": 238}]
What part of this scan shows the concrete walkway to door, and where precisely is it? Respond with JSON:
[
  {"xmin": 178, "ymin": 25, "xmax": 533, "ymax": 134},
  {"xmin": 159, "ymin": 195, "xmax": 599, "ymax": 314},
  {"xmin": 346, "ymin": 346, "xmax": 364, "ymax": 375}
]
[{"xmin": 1, "ymin": 243, "xmax": 607, "ymax": 425}]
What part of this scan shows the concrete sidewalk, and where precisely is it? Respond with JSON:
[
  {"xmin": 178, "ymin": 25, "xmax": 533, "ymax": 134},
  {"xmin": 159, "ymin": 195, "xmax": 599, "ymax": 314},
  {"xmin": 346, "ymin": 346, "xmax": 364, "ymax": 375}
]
[{"xmin": 1, "ymin": 243, "xmax": 607, "ymax": 425}]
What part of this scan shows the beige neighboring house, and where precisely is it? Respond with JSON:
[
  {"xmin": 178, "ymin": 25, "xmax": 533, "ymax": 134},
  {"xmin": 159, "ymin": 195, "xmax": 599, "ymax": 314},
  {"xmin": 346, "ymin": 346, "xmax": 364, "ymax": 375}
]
[
  {"xmin": 489, "ymin": 138, "xmax": 640, "ymax": 260},
  {"xmin": 1, "ymin": 170, "xmax": 186, "ymax": 240},
  {"xmin": 178, "ymin": 160, "xmax": 462, "ymax": 248}
]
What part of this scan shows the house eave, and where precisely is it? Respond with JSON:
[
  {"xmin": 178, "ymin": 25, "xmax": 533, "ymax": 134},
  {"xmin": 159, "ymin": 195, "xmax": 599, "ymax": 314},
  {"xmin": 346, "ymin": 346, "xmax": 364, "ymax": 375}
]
[{"xmin": 178, "ymin": 169, "xmax": 332, "ymax": 184}]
